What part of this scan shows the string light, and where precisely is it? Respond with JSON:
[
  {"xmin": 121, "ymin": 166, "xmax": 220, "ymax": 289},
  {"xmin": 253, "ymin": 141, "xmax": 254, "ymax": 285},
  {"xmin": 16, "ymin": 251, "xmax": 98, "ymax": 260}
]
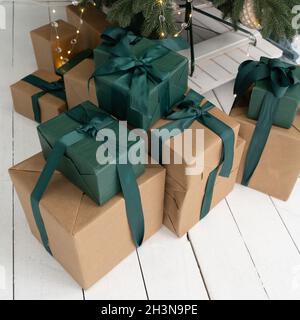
[
  {"xmin": 157, "ymin": 0, "xmax": 193, "ymax": 39},
  {"xmin": 51, "ymin": 2, "xmax": 87, "ymax": 66}
]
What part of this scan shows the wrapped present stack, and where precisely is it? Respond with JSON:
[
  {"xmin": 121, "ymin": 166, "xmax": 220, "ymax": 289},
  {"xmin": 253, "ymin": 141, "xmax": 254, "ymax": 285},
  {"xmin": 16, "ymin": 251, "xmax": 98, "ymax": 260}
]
[
  {"xmin": 231, "ymin": 57, "xmax": 300, "ymax": 201},
  {"xmin": 14, "ymin": 3, "xmax": 300, "ymax": 290}
]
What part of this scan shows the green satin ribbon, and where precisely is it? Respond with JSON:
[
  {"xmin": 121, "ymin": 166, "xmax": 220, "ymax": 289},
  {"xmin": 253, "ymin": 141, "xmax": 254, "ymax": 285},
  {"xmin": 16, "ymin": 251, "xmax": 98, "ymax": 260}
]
[
  {"xmin": 234, "ymin": 57, "xmax": 300, "ymax": 186},
  {"xmin": 22, "ymin": 49, "xmax": 93, "ymax": 123},
  {"xmin": 22, "ymin": 74, "xmax": 66, "ymax": 123},
  {"xmin": 31, "ymin": 101, "xmax": 145, "ymax": 255},
  {"xmin": 55, "ymin": 48, "xmax": 94, "ymax": 77},
  {"xmin": 91, "ymin": 42, "xmax": 170, "ymax": 119},
  {"xmin": 158, "ymin": 90, "xmax": 235, "ymax": 219}
]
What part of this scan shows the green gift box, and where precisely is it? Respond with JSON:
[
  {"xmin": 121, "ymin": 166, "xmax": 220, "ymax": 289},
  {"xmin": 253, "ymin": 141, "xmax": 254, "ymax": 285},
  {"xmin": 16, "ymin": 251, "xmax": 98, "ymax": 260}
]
[
  {"xmin": 248, "ymin": 61, "xmax": 300, "ymax": 129},
  {"xmin": 92, "ymin": 28, "xmax": 189, "ymax": 130},
  {"xmin": 37, "ymin": 101, "xmax": 145, "ymax": 205}
]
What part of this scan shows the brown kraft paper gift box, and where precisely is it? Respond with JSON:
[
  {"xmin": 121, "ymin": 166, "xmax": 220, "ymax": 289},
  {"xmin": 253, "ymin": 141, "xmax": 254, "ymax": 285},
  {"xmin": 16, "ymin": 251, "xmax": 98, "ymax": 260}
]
[
  {"xmin": 10, "ymin": 70, "xmax": 67, "ymax": 123},
  {"xmin": 150, "ymin": 99, "xmax": 241, "ymax": 237},
  {"xmin": 30, "ymin": 20, "xmax": 87, "ymax": 73},
  {"xmin": 231, "ymin": 106, "xmax": 300, "ymax": 201},
  {"xmin": 63, "ymin": 59, "xmax": 97, "ymax": 108},
  {"xmin": 66, "ymin": 4, "xmax": 110, "ymax": 50},
  {"xmin": 163, "ymin": 138, "xmax": 245, "ymax": 237},
  {"xmin": 9, "ymin": 153, "xmax": 166, "ymax": 289}
]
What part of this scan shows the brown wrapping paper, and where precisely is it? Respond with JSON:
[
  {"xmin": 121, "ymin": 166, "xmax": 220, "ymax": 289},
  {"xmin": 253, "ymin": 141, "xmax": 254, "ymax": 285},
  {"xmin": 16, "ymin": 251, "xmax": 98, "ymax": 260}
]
[
  {"xmin": 231, "ymin": 105, "xmax": 300, "ymax": 201},
  {"xmin": 64, "ymin": 58, "xmax": 97, "ymax": 108},
  {"xmin": 163, "ymin": 138, "xmax": 245, "ymax": 237},
  {"xmin": 30, "ymin": 19, "xmax": 88, "ymax": 73},
  {"xmin": 66, "ymin": 5, "xmax": 110, "ymax": 50},
  {"xmin": 10, "ymin": 70, "xmax": 67, "ymax": 122},
  {"xmin": 151, "ymin": 102, "xmax": 240, "ymax": 191},
  {"xmin": 9, "ymin": 153, "xmax": 165, "ymax": 289}
]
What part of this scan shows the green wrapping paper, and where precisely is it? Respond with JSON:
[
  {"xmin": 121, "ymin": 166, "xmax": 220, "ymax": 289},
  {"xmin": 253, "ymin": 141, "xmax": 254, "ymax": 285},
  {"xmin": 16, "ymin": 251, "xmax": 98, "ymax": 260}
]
[
  {"xmin": 248, "ymin": 63, "xmax": 300, "ymax": 129},
  {"xmin": 37, "ymin": 101, "xmax": 145, "ymax": 206},
  {"xmin": 92, "ymin": 27, "xmax": 189, "ymax": 130}
]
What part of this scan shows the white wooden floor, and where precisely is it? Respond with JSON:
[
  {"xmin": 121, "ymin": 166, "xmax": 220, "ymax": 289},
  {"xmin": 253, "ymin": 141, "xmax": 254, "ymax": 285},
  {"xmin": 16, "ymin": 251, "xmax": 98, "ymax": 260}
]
[{"xmin": 1, "ymin": 1, "xmax": 300, "ymax": 301}]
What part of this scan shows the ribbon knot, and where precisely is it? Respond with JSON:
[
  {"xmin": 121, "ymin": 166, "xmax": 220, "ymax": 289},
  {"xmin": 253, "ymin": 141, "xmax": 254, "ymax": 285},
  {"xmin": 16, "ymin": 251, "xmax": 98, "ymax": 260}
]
[
  {"xmin": 92, "ymin": 35, "xmax": 170, "ymax": 117},
  {"xmin": 234, "ymin": 57, "xmax": 300, "ymax": 100}
]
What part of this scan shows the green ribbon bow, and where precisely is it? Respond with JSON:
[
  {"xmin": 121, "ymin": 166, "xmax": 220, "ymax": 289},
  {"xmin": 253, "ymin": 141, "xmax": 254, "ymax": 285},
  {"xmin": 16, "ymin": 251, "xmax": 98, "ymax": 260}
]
[
  {"xmin": 91, "ymin": 32, "xmax": 171, "ymax": 120},
  {"xmin": 22, "ymin": 49, "xmax": 93, "ymax": 123},
  {"xmin": 234, "ymin": 57, "xmax": 300, "ymax": 186},
  {"xmin": 158, "ymin": 90, "xmax": 235, "ymax": 219},
  {"xmin": 31, "ymin": 101, "xmax": 145, "ymax": 255}
]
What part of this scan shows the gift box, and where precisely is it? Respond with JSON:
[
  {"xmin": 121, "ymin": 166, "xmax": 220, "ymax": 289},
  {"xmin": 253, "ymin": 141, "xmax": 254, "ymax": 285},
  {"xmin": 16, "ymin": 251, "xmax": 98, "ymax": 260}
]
[
  {"xmin": 30, "ymin": 19, "xmax": 88, "ymax": 73},
  {"xmin": 9, "ymin": 153, "xmax": 165, "ymax": 289},
  {"xmin": 37, "ymin": 101, "xmax": 145, "ymax": 205},
  {"xmin": 10, "ymin": 70, "xmax": 67, "ymax": 123},
  {"xmin": 231, "ymin": 105, "xmax": 300, "ymax": 201},
  {"xmin": 248, "ymin": 66, "xmax": 300, "ymax": 129},
  {"xmin": 63, "ymin": 58, "xmax": 98, "ymax": 108},
  {"xmin": 92, "ymin": 29, "xmax": 189, "ymax": 130},
  {"xmin": 151, "ymin": 90, "xmax": 240, "ymax": 191},
  {"xmin": 235, "ymin": 57, "xmax": 300, "ymax": 129},
  {"xmin": 66, "ymin": 4, "xmax": 110, "ymax": 50},
  {"xmin": 164, "ymin": 138, "xmax": 245, "ymax": 237},
  {"xmin": 150, "ymin": 90, "xmax": 241, "ymax": 236}
]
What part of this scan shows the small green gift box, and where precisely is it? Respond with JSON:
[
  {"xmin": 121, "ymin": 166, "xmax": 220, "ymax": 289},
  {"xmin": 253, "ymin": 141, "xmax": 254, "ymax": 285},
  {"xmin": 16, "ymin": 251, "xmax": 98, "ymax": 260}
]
[
  {"xmin": 92, "ymin": 27, "xmax": 189, "ymax": 130},
  {"xmin": 247, "ymin": 59, "xmax": 300, "ymax": 129},
  {"xmin": 37, "ymin": 101, "xmax": 145, "ymax": 205}
]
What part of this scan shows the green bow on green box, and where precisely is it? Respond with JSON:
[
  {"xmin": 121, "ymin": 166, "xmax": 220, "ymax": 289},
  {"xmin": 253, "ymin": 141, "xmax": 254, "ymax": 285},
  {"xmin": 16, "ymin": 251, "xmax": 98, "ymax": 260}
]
[
  {"xmin": 91, "ymin": 27, "xmax": 189, "ymax": 130},
  {"xmin": 234, "ymin": 57, "xmax": 300, "ymax": 186},
  {"xmin": 35, "ymin": 101, "xmax": 146, "ymax": 254}
]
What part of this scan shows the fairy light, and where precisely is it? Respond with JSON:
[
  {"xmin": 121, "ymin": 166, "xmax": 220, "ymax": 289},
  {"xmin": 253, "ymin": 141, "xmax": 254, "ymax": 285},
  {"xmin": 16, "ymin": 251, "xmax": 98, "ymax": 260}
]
[
  {"xmin": 51, "ymin": 2, "xmax": 87, "ymax": 67},
  {"xmin": 173, "ymin": 1, "xmax": 193, "ymax": 38}
]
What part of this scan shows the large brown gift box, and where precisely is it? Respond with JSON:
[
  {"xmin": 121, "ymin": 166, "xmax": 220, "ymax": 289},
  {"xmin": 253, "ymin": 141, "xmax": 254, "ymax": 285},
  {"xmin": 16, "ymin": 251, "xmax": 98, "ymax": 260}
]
[
  {"xmin": 31, "ymin": 20, "xmax": 87, "ymax": 73},
  {"xmin": 66, "ymin": 5, "xmax": 110, "ymax": 50},
  {"xmin": 231, "ymin": 106, "xmax": 300, "ymax": 201},
  {"xmin": 64, "ymin": 58, "xmax": 97, "ymax": 108},
  {"xmin": 10, "ymin": 70, "xmax": 67, "ymax": 123},
  {"xmin": 9, "ymin": 153, "xmax": 166, "ymax": 289},
  {"xmin": 150, "ymin": 101, "xmax": 241, "ymax": 237},
  {"xmin": 164, "ymin": 138, "xmax": 245, "ymax": 237}
]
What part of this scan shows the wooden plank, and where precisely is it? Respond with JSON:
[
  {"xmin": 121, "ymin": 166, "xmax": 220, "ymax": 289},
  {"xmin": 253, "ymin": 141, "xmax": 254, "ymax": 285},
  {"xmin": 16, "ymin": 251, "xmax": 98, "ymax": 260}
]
[
  {"xmin": 0, "ymin": 2, "xmax": 13, "ymax": 181},
  {"xmin": 212, "ymin": 54, "xmax": 239, "ymax": 75},
  {"xmin": 137, "ymin": 228, "xmax": 209, "ymax": 300},
  {"xmin": 271, "ymin": 180, "xmax": 300, "ymax": 254},
  {"xmin": 227, "ymin": 185, "xmax": 300, "ymax": 299},
  {"xmin": 180, "ymin": 32, "xmax": 250, "ymax": 63},
  {"xmin": 0, "ymin": 182, "xmax": 13, "ymax": 300},
  {"xmin": 198, "ymin": 59, "xmax": 231, "ymax": 82},
  {"xmin": 189, "ymin": 200, "xmax": 268, "ymax": 300},
  {"xmin": 13, "ymin": 2, "xmax": 49, "ymax": 79},
  {"xmin": 12, "ymin": 3, "xmax": 83, "ymax": 300},
  {"xmin": 212, "ymin": 81, "xmax": 235, "ymax": 114},
  {"xmin": 0, "ymin": 3, "xmax": 13, "ymax": 300},
  {"xmin": 84, "ymin": 252, "xmax": 147, "ymax": 300},
  {"xmin": 226, "ymin": 47, "xmax": 248, "ymax": 64},
  {"xmin": 193, "ymin": 7, "xmax": 231, "ymax": 34}
]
